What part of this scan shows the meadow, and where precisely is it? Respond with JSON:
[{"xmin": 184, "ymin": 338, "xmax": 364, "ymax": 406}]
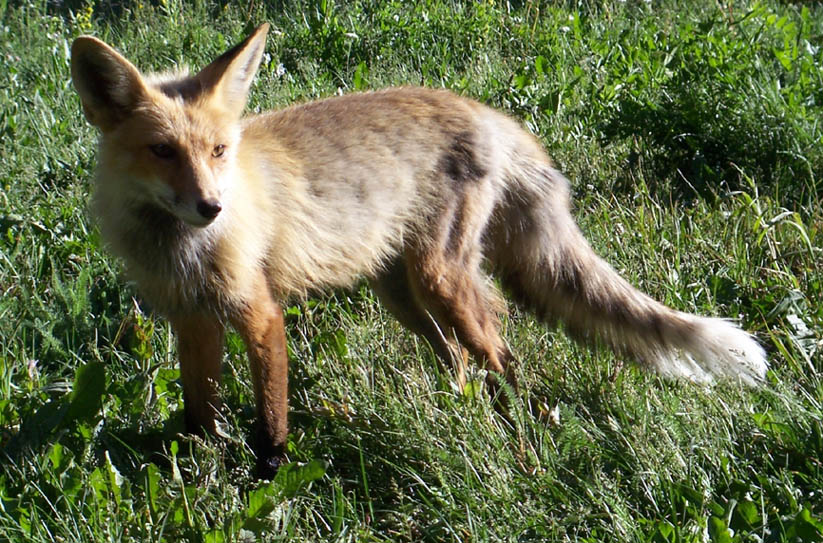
[{"xmin": 0, "ymin": 0, "xmax": 821, "ymax": 541}]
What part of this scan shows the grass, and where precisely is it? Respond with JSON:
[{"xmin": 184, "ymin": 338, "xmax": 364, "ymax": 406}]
[{"xmin": 1, "ymin": 0, "xmax": 821, "ymax": 541}]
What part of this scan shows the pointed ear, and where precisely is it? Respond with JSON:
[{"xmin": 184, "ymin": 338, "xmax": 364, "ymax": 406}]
[
  {"xmin": 194, "ymin": 23, "xmax": 269, "ymax": 116},
  {"xmin": 71, "ymin": 37, "xmax": 149, "ymax": 131}
]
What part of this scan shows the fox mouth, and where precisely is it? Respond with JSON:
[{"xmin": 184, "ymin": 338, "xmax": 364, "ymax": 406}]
[
  {"xmin": 179, "ymin": 205, "xmax": 220, "ymax": 227},
  {"xmin": 175, "ymin": 205, "xmax": 221, "ymax": 228},
  {"xmin": 148, "ymin": 193, "xmax": 220, "ymax": 228},
  {"xmin": 136, "ymin": 198, "xmax": 217, "ymax": 230}
]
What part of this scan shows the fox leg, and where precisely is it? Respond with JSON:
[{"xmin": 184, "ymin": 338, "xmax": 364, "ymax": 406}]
[
  {"xmin": 371, "ymin": 256, "xmax": 469, "ymax": 389},
  {"xmin": 230, "ymin": 274, "xmax": 290, "ymax": 479},
  {"xmin": 171, "ymin": 313, "xmax": 225, "ymax": 435},
  {"xmin": 405, "ymin": 248, "xmax": 519, "ymax": 400}
]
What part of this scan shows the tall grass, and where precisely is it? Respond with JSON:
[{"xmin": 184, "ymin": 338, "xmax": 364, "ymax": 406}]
[{"xmin": 1, "ymin": 1, "xmax": 821, "ymax": 541}]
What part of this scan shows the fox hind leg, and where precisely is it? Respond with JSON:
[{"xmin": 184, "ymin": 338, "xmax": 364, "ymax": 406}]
[
  {"xmin": 370, "ymin": 256, "xmax": 469, "ymax": 389},
  {"xmin": 407, "ymin": 249, "xmax": 518, "ymax": 397},
  {"xmin": 403, "ymin": 183, "xmax": 519, "ymax": 401}
]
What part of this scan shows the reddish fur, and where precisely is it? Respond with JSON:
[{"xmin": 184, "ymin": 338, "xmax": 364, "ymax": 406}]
[
  {"xmin": 172, "ymin": 313, "xmax": 224, "ymax": 434},
  {"xmin": 229, "ymin": 273, "xmax": 289, "ymax": 478}
]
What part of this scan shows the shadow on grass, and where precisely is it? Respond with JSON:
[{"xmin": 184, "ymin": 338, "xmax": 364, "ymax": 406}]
[{"xmin": 598, "ymin": 64, "xmax": 820, "ymax": 209}]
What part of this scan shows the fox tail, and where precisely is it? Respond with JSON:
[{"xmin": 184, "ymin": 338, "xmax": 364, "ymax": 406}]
[{"xmin": 489, "ymin": 164, "xmax": 767, "ymax": 385}]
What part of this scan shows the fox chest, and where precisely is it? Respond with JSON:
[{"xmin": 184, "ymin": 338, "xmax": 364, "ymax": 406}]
[{"xmin": 111, "ymin": 213, "xmax": 234, "ymax": 317}]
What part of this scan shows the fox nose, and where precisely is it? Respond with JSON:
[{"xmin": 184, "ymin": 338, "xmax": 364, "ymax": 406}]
[{"xmin": 196, "ymin": 199, "xmax": 222, "ymax": 220}]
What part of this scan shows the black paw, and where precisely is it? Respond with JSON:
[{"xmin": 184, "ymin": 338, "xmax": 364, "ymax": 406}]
[{"xmin": 255, "ymin": 453, "xmax": 286, "ymax": 480}]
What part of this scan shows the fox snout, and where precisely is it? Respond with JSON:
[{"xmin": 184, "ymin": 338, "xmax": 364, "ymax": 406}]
[
  {"xmin": 160, "ymin": 187, "xmax": 224, "ymax": 227},
  {"xmin": 156, "ymin": 158, "xmax": 228, "ymax": 227},
  {"xmin": 196, "ymin": 198, "xmax": 222, "ymax": 221},
  {"xmin": 174, "ymin": 194, "xmax": 222, "ymax": 227}
]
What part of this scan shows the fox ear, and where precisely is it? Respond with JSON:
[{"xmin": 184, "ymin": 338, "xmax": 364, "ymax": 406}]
[
  {"xmin": 71, "ymin": 37, "xmax": 148, "ymax": 131},
  {"xmin": 194, "ymin": 23, "xmax": 269, "ymax": 116}
]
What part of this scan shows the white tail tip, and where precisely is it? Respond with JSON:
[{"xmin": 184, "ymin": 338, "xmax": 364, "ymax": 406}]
[{"xmin": 651, "ymin": 316, "xmax": 768, "ymax": 386}]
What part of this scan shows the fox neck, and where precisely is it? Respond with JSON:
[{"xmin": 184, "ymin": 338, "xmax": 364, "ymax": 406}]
[{"xmin": 95, "ymin": 189, "xmax": 227, "ymax": 315}]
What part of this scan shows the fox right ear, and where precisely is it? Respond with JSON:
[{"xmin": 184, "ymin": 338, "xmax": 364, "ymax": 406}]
[
  {"xmin": 193, "ymin": 23, "xmax": 270, "ymax": 117},
  {"xmin": 71, "ymin": 37, "xmax": 148, "ymax": 131}
]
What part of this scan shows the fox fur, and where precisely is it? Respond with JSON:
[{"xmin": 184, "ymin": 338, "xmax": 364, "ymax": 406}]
[{"xmin": 71, "ymin": 24, "xmax": 767, "ymax": 478}]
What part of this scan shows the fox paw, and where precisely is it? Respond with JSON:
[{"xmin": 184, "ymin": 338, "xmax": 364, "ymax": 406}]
[{"xmin": 255, "ymin": 452, "xmax": 286, "ymax": 480}]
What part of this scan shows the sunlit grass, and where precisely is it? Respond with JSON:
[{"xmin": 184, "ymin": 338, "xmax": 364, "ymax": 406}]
[{"xmin": 0, "ymin": 1, "xmax": 821, "ymax": 541}]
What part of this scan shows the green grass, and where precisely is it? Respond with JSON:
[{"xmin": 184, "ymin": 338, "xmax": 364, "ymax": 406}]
[{"xmin": 1, "ymin": 0, "xmax": 822, "ymax": 541}]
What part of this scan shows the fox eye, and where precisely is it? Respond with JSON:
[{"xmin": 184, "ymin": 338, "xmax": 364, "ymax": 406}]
[
  {"xmin": 212, "ymin": 144, "xmax": 226, "ymax": 158},
  {"xmin": 149, "ymin": 143, "xmax": 175, "ymax": 159}
]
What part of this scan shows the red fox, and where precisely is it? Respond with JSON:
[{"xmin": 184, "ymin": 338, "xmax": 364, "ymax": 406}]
[{"xmin": 71, "ymin": 24, "xmax": 767, "ymax": 478}]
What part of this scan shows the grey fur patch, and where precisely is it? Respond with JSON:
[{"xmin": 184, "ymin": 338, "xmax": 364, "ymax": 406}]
[{"xmin": 439, "ymin": 131, "xmax": 487, "ymax": 183}]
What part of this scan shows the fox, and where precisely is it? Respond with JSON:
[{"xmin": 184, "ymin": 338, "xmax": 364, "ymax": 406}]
[{"xmin": 70, "ymin": 24, "xmax": 767, "ymax": 478}]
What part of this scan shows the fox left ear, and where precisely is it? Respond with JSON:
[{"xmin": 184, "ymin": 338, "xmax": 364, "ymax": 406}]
[
  {"xmin": 71, "ymin": 36, "xmax": 150, "ymax": 131},
  {"xmin": 195, "ymin": 23, "xmax": 270, "ymax": 116}
]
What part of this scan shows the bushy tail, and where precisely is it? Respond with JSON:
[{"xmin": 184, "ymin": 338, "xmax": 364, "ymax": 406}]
[{"xmin": 490, "ymin": 165, "xmax": 767, "ymax": 385}]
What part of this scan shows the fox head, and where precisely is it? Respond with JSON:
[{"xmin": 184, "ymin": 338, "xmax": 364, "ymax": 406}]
[{"xmin": 71, "ymin": 24, "xmax": 269, "ymax": 227}]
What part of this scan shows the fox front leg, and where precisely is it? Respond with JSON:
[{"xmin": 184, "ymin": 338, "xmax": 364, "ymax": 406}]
[
  {"xmin": 230, "ymin": 278, "xmax": 290, "ymax": 480},
  {"xmin": 172, "ymin": 313, "xmax": 225, "ymax": 435}
]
